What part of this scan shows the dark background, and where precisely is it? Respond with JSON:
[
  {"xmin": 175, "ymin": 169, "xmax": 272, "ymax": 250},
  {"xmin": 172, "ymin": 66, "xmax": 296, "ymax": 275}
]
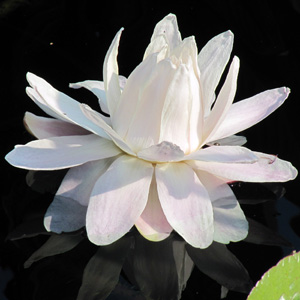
[{"xmin": 1, "ymin": 0, "xmax": 300, "ymax": 299}]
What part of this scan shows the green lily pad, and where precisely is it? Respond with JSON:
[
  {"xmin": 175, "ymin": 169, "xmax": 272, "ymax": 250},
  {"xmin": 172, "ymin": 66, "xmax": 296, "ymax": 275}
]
[{"xmin": 247, "ymin": 251, "xmax": 300, "ymax": 300}]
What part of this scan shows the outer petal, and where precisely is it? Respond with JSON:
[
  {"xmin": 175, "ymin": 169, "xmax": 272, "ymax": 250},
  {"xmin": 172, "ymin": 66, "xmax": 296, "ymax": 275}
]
[
  {"xmin": 103, "ymin": 28, "xmax": 123, "ymax": 117},
  {"xmin": 44, "ymin": 196, "xmax": 87, "ymax": 233},
  {"xmin": 69, "ymin": 76, "xmax": 127, "ymax": 115},
  {"xmin": 184, "ymin": 145, "xmax": 257, "ymax": 163},
  {"xmin": 207, "ymin": 87, "xmax": 290, "ymax": 142},
  {"xmin": 203, "ymin": 56, "xmax": 240, "ymax": 145},
  {"xmin": 69, "ymin": 80, "xmax": 109, "ymax": 114},
  {"xmin": 26, "ymin": 73, "xmax": 110, "ymax": 139},
  {"xmin": 80, "ymin": 103, "xmax": 135, "ymax": 155},
  {"xmin": 155, "ymin": 162, "xmax": 214, "ymax": 248},
  {"xmin": 54, "ymin": 158, "xmax": 115, "ymax": 207},
  {"xmin": 198, "ymin": 31, "xmax": 234, "ymax": 117},
  {"xmin": 135, "ymin": 173, "xmax": 173, "ymax": 241},
  {"xmin": 143, "ymin": 13, "xmax": 181, "ymax": 59},
  {"xmin": 206, "ymin": 135, "xmax": 247, "ymax": 146},
  {"xmin": 188, "ymin": 151, "xmax": 298, "ymax": 182},
  {"xmin": 24, "ymin": 112, "xmax": 89, "ymax": 139},
  {"xmin": 196, "ymin": 171, "xmax": 248, "ymax": 243},
  {"xmin": 5, "ymin": 134, "xmax": 121, "ymax": 170},
  {"xmin": 86, "ymin": 155, "xmax": 154, "ymax": 245}
]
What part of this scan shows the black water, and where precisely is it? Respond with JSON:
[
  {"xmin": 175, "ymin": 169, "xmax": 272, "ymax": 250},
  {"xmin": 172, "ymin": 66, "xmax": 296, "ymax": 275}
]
[{"xmin": 1, "ymin": 1, "xmax": 300, "ymax": 299}]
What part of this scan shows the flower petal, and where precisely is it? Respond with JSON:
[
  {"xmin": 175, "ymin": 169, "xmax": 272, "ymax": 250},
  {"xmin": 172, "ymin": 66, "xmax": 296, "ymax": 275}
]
[
  {"xmin": 5, "ymin": 134, "xmax": 121, "ymax": 170},
  {"xmin": 189, "ymin": 151, "xmax": 298, "ymax": 182},
  {"xmin": 26, "ymin": 73, "xmax": 110, "ymax": 139},
  {"xmin": 143, "ymin": 13, "xmax": 181, "ymax": 59},
  {"xmin": 113, "ymin": 54, "xmax": 176, "ymax": 151},
  {"xmin": 155, "ymin": 162, "xmax": 214, "ymax": 248},
  {"xmin": 206, "ymin": 135, "xmax": 247, "ymax": 146},
  {"xmin": 86, "ymin": 155, "xmax": 154, "ymax": 245},
  {"xmin": 55, "ymin": 158, "xmax": 115, "ymax": 207},
  {"xmin": 185, "ymin": 145, "xmax": 257, "ymax": 163},
  {"xmin": 208, "ymin": 87, "xmax": 290, "ymax": 142},
  {"xmin": 44, "ymin": 196, "xmax": 87, "ymax": 233},
  {"xmin": 198, "ymin": 31, "xmax": 234, "ymax": 117},
  {"xmin": 24, "ymin": 112, "xmax": 89, "ymax": 139},
  {"xmin": 69, "ymin": 80, "xmax": 109, "ymax": 114},
  {"xmin": 103, "ymin": 28, "xmax": 123, "ymax": 117},
  {"xmin": 203, "ymin": 56, "xmax": 240, "ymax": 145},
  {"xmin": 159, "ymin": 61, "xmax": 202, "ymax": 153},
  {"xmin": 79, "ymin": 103, "xmax": 135, "ymax": 155},
  {"xmin": 196, "ymin": 171, "xmax": 248, "ymax": 243},
  {"xmin": 137, "ymin": 141, "xmax": 184, "ymax": 162},
  {"xmin": 135, "ymin": 174, "xmax": 173, "ymax": 241}
]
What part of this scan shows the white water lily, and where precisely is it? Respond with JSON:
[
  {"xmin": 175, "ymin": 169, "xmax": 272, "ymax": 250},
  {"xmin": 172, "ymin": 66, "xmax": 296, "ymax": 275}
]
[{"xmin": 5, "ymin": 14, "xmax": 297, "ymax": 248}]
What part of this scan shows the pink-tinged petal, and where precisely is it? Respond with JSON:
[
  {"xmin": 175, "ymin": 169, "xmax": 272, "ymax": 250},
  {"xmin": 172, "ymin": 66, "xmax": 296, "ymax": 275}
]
[
  {"xmin": 198, "ymin": 31, "xmax": 234, "ymax": 117},
  {"xmin": 185, "ymin": 145, "xmax": 257, "ymax": 163},
  {"xmin": 55, "ymin": 158, "xmax": 115, "ymax": 207},
  {"xmin": 159, "ymin": 61, "xmax": 202, "ymax": 153},
  {"xmin": 80, "ymin": 103, "xmax": 135, "ymax": 155},
  {"xmin": 203, "ymin": 56, "xmax": 240, "ymax": 145},
  {"xmin": 26, "ymin": 73, "xmax": 110, "ymax": 139},
  {"xmin": 155, "ymin": 162, "xmax": 214, "ymax": 248},
  {"xmin": 5, "ymin": 134, "xmax": 122, "ymax": 170},
  {"xmin": 206, "ymin": 135, "xmax": 247, "ymax": 147},
  {"xmin": 196, "ymin": 171, "xmax": 248, "ymax": 243},
  {"xmin": 44, "ymin": 196, "xmax": 87, "ymax": 233},
  {"xmin": 135, "ymin": 174, "xmax": 173, "ymax": 241},
  {"xmin": 86, "ymin": 155, "xmax": 154, "ymax": 245},
  {"xmin": 188, "ymin": 151, "xmax": 298, "ymax": 182},
  {"xmin": 137, "ymin": 141, "xmax": 184, "ymax": 162},
  {"xmin": 144, "ymin": 13, "xmax": 181, "ymax": 59},
  {"xmin": 24, "ymin": 112, "xmax": 89, "ymax": 139},
  {"xmin": 113, "ymin": 54, "xmax": 176, "ymax": 151},
  {"xmin": 207, "ymin": 87, "xmax": 290, "ymax": 142},
  {"xmin": 103, "ymin": 28, "xmax": 123, "ymax": 117},
  {"xmin": 69, "ymin": 80, "xmax": 109, "ymax": 114}
]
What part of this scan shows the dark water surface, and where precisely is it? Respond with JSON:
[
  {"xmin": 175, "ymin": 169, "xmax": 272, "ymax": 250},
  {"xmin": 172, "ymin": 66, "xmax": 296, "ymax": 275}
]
[{"xmin": 1, "ymin": 1, "xmax": 300, "ymax": 299}]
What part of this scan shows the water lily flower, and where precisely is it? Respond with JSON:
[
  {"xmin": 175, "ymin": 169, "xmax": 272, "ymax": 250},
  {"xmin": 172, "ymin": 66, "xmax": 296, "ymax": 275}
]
[{"xmin": 5, "ymin": 14, "xmax": 297, "ymax": 249}]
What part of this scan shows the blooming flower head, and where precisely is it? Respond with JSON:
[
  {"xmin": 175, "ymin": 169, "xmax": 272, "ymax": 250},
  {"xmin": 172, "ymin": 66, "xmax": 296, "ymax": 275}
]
[{"xmin": 5, "ymin": 14, "xmax": 297, "ymax": 248}]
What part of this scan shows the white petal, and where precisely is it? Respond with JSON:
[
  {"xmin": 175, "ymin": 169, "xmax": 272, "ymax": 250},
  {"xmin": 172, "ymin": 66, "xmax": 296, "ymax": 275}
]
[
  {"xmin": 80, "ymin": 103, "xmax": 135, "ymax": 155},
  {"xmin": 103, "ymin": 28, "xmax": 123, "ymax": 117},
  {"xmin": 137, "ymin": 141, "xmax": 184, "ymax": 162},
  {"xmin": 203, "ymin": 56, "xmax": 240, "ymax": 145},
  {"xmin": 26, "ymin": 86, "xmax": 63, "ymax": 121},
  {"xmin": 113, "ymin": 54, "xmax": 176, "ymax": 151},
  {"xmin": 5, "ymin": 134, "xmax": 122, "ymax": 170},
  {"xmin": 196, "ymin": 171, "xmax": 248, "ymax": 243},
  {"xmin": 206, "ymin": 135, "xmax": 247, "ymax": 146},
  {"xmin": 159, "ymin": 61, "xmax": 202, "ymax": 153},
  {"xmin": 69, "ymin": 80, "xmax": 109, "ymax": 114},
  {"xmin": 135, "ymin": 174, "xmax": 173, "ymax": 241},
  {"xmin": 185, "ymin": 145, "xmax": 257, "ymax": 163},
  {"xmin": 55, "ymin": 158, "xmax": 115, "ymax": 207},
  {"xmin": 44, "ymin": 196, "xmax": 87, "ymax": 233},
  {"xmin": 189, "ymin": 151, "xmax": 298, "ymax": 182},
  {"xmin": 144, "ymin": 13, "xmax": 181, "ymax": 59},
  {"xmin": 207, "ymin": 87, "xmax": 290, "ymax": 142},
  {"xmin": 24, "ymin": 112, "xmax": 89, "ymax": 139},
  {"xmin": 86, "ymin": 155, "xmax": 154, "ymax": 245},
  {"xmin": 198, "ymin": 31, "xmax": 234, "ymax": 117},
  {"xmin": 26, "ymin": 73, "xmax": 110, "ymax": 139},
  {"xmin": 155, "ymin": 162, "xmax": 214, "ymax": 248}
]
